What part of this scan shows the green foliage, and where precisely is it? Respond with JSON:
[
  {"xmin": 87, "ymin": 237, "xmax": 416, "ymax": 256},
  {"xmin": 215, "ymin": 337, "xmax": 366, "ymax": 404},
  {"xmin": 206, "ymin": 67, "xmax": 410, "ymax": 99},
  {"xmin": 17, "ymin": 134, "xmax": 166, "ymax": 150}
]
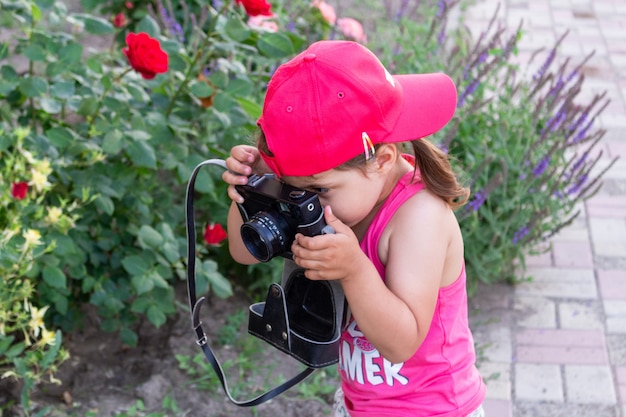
[
  {"xmin": 0, "ymin": 127, "xmax": 71, "ymax": 412},
  {"xmin": 0, "ymin": 0, "xmax": 349, "ymax": 408}
]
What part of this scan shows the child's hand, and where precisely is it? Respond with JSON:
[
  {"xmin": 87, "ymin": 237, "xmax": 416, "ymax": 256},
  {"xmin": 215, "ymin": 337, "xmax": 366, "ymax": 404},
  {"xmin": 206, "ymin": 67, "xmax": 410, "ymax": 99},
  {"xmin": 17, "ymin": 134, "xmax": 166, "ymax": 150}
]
[
  {"xmin": 291, "ymin": 206, "xmax": 368, "ymax": 282},
  {"xmin": 222, "ymin": 145, "xmax": 267, "ymax": 204}
]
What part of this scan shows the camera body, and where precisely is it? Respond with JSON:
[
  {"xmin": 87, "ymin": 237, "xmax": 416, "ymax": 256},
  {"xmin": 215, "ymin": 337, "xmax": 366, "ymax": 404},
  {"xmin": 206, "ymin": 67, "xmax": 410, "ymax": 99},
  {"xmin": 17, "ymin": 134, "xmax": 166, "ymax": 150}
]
[{"xmin": 235, "ymin": 173, "xmax": 331, "ymax": 262}]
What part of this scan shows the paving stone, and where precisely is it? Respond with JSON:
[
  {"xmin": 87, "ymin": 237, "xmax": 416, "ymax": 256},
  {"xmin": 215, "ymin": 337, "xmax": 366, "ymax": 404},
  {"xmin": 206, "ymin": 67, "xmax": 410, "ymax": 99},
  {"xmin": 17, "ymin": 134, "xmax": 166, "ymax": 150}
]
[
  {"xmin": 589, "ymin": 217, "xmax": 626, "ymax": 257},
  {"xmin": 515, "ymin": 296, "xmax": 557, "ymax": 328},
  {"xmin": 559, "ymin": 301, "xmax": 604, "ymax": 330},
  {"xmin": 586, "ymin": 196, "xmax": 626, "ymax": 218},
  {"xmin": 478, "ymin": 326, "xmax": 513, "ymax": 363},
  {"xmin": 598, "ymin": 269, "xmax": 626, "ymax": 300},
  {"xmin": 514, "ymin": 401, "xmax": 619, "ymax": 417},
  {"xmin": 552, "ymin": 241, "xmax": 594, "ymax": 268},
  {"xmin": 478, "ymin": 361, "xmax": 511, "ymax": 400},
  {"xmin": 483, "ymin": 399, "xmax": 512, "ymax": 417},
  {"xmin": 515, "ymin": 328, "xmax": 609, "ymax": 365},
  {"xmin": 604, "ymin": 300, "xmax": 626, "ymax": 333},
  {"xmin": 564, "ymin": 365, "xmax": 617, "ymax": 404},
  {"xmin": 515, "ymin": 363, "xmax": 564, "ymax": 401},
  {"xmin": 516, "ymin": 267, "xmax": 597, "ymax": 299}
]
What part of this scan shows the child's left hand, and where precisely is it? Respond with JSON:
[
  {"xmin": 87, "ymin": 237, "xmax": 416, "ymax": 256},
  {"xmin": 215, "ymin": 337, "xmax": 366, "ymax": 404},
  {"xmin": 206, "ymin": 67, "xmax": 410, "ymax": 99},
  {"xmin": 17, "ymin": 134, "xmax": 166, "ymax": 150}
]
[{"xmin": 291, "ymin": 206, "xmax": 369, "ymax": 282}]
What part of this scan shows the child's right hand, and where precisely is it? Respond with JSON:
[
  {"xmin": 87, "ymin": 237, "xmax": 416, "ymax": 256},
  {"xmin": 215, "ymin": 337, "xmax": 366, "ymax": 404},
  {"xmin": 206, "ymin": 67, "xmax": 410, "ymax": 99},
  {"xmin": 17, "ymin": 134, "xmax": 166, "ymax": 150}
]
[{"xmin": 222, "ymin": 145, "xmax": 268, "ymax": 204}]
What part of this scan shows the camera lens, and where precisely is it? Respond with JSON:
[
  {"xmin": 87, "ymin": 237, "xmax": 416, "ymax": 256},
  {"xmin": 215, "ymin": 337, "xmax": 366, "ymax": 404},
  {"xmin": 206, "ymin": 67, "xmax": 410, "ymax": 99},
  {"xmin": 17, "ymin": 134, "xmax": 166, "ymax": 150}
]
[{"xmin": 240, "ymin": 211, "xmax": 293, "ymax": 262}]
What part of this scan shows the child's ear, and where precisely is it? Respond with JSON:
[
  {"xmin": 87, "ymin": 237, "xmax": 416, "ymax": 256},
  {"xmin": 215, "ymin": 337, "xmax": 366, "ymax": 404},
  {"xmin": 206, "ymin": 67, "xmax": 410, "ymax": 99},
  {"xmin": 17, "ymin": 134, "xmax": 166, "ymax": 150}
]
[{"xmin": 373, "ymin": 143, "xmax": 399, "ymax": 173}]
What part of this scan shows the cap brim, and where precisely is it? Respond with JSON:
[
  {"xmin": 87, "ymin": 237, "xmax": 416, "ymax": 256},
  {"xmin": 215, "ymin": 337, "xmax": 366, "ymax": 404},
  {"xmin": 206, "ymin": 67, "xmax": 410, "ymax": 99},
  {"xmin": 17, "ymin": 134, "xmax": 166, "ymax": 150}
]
[{"xmin": 389, "ymin": 73, "xmax": 457, "ymax": 142}]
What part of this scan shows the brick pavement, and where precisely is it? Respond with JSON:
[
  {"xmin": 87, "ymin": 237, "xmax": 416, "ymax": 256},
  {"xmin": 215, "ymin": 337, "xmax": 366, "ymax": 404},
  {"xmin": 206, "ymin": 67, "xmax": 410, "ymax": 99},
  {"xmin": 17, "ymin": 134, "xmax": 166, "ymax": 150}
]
[{"xmin": 462, "ymin": 0, "xmax": 626, "ymax": 416}]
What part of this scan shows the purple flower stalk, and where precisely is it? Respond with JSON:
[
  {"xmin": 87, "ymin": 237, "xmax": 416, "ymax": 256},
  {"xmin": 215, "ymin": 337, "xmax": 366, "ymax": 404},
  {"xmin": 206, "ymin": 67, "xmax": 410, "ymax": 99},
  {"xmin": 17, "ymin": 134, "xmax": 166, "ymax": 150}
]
[
  {"xmin": 160, "ymin": 5, "xmax": 185, "ymax": 42},
  {"xmin": 468, "ymin": 191, "xmax": 487, "ymax": 211},
  {"xmin": 512, "ymin": 225, "xmax": 530, "ymax": 244},
  {"xmin": 457, "ymin": 79, "xmax": 479, "ymax": 108},
  {"xmin": 532, "ymin": 156, "xmax": 551, "ymax": 177},
  {"xmin": 396, "ymin": 0, "xmax": 409, "ymax": 21},
  {"xmin": 533, "ymin": 48, "xmax": 555, "ymax": 80},
  {"xmin": 567, "ymin": 174, "xmax": 589, "ymax": 195}
]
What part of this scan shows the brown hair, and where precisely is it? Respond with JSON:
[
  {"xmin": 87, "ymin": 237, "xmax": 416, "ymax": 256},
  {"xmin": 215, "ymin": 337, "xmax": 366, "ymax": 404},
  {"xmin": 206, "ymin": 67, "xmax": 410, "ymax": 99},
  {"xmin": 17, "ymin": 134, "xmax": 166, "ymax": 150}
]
[{"xmin": 257, "ymin": 131, "xmax": 469, "ymax": 209}]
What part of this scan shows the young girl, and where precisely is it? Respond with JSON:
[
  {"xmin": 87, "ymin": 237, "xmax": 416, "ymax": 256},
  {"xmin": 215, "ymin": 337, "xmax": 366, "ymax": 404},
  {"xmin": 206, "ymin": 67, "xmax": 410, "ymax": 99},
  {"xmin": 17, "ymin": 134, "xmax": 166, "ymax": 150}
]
[{"xmin": 222, "ymin": 40, "xmax": 486, "ymax": 417}]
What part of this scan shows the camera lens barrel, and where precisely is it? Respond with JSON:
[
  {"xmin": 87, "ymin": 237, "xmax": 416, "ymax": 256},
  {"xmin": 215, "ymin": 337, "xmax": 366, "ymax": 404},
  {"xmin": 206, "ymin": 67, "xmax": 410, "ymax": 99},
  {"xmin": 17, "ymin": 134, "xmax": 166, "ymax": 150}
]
[{"xmin": 240, "ymin": 211, "xmax": 293, "ymax": 262}]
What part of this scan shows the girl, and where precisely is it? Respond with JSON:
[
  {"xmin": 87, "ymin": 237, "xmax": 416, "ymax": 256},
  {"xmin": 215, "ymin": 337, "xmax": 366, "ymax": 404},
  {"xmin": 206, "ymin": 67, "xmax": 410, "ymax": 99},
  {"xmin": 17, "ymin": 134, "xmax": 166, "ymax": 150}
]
[{"xmin": 222, "ymin": 40, "xmax": 486, "ymax": 417}]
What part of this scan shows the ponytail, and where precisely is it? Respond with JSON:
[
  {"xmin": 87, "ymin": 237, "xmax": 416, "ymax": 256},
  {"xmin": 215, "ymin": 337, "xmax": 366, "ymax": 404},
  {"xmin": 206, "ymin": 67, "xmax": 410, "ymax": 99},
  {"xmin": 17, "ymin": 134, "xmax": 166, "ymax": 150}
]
[{"xmin": 410, "ymin": 139, "xmax": 469, "ymax": 209}]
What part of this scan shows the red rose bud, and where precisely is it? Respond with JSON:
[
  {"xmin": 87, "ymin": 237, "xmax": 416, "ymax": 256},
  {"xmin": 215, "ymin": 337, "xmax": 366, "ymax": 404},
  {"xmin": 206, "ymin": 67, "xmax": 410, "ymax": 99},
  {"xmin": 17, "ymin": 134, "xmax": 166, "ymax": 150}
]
[
  {"xmin": 113, "ymin": 13, "xmax": 128, "ymax": 28},
  {"xmin": 11, "ymin": 182, "xmax": 28, "ymax": 200},
  {"xmin": 125, "ymin": 1, "xmax": 134, "ymax": 9},
  {"xmin": 204, "ymin": 223, "xmax": 227, "ymax": 245},
  {"xmin": 123, "ymin": 32, "xmax": 169, "ymax": 80},
  {"xmin": 235, "ymin": 0, "xmax": 272, "ymax": 16}
]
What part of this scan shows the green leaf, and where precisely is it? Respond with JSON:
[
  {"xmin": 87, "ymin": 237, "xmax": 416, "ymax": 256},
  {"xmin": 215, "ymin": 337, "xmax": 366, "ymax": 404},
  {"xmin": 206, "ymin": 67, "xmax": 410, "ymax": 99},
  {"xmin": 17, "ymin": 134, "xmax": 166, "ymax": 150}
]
[
  {"xmin": 120, "ymin": 327, "xmax": 138, "ymax": 347},
  {"xmin": 19, "ymin": 76, "xmax": 48, "ymax": 97},
  {"xmin": 0, "ymin": 42, "xmax": 8, "ymax": 60},
  {"xmin": 50, "ymin": 81, "xmax": 75, "ymax": 99},
  {"xmin": 82, "ymin": 15, "xmax": 114, "ymax": 34},
  {"xmin": 235, "ymin": 96, "xmax": 262, "ymax": 120},
  {"xmin": 122, "ymin": 255, "xmax": 150, "ymax": 276},
  {"xmin": 126, "ymin": 140, "xmax": 157, "ymax": 169},
  {"xmin": 1, "ymin": 65, "xmax": 18, "ymax": 81},
  {"xmin": 226, "ymin": 78, "xmax": 252, "ymax": 97},
  {"xmin": 146, "ymin": 305, "xmax": 166, "ymax": 327},
  {"xmin": 0, "ymin": 80, "xmax": 18, "ymax": 95},
  {"xmin": 22, "ymin": 44, "xmax": 47, "ymax": 61},
  {"xmin": 0, "ymin": 335, "xmax": 15, "ymax": 355},
  {"xmin": 40, "ymin": 97, "xmax": 62, "ymax": 114},
  {"xmin": 135, "ymin": 15, "xmax": 161, "ymax": 38},
  {"xmin": 5, "ymin": 342, "xmax": 25, "ymax": 359},
  {"xmin": 131, "ymin": 273, "xmax": 154, "ymax": 294},
  {"xmin": 77, "ymin": 96, "xmax": 98, "ymax": 116},
  {"xmin": 257, "ymin": 32, "xmax": 294, "ymax": 58},
  {"xmin": 40, "ymin": 331, "xmax": 62, "ymax": 368},
  {"xmin": 43, "ymin": 265, "xmax": 67, "ymax": 289},
  {"xmin": 59, "ymin": 42, "xmax": 83, "ymax": 66},
  {"xmin": 224, "ymin": 16, "xmax": 251, "ymax": 42},
  {"xmin": 162, "ymin": 242, "xmax": 180, "ymax": 264},
  {"xmin": 45, "ymin": 126, "xmax": 74, "ymax": 148},
  {"xmin": 202, "ymin": 261, "xmax": 232, "ymax": 298},
  {"xmin": 190, "ymin": 80, "xmax": 215, "ymax": 98},
  {"xmin": 138, "ymin": 225, "xmax": 163, "ymax": 248},
  {"xmin": 102, "ymin": 130, "xmax": 124, "ymax": 154},
  {"xmin": 94, "ymin": 195, "xmax": 114, "ymax": 215}
]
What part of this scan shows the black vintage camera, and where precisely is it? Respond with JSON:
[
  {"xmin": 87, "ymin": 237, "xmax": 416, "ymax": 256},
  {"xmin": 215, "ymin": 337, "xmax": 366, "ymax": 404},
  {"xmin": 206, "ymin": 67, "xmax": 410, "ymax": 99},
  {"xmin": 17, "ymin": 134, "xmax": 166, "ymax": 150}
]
[
  {"xmin": 235, "ymin": 173, "xmax": 333, "ymax": 262},
  {"xmin": 186, "ymin": 161, "xmax": 347, "ymax": 406}
]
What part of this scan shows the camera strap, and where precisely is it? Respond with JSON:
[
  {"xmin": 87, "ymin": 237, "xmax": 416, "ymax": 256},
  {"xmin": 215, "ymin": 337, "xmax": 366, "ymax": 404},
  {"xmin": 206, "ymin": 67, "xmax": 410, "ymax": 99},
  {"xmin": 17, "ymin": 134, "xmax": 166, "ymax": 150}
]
[{"xmin": 185, "ymin": 159, "xmax": 316, "ymax": 407}]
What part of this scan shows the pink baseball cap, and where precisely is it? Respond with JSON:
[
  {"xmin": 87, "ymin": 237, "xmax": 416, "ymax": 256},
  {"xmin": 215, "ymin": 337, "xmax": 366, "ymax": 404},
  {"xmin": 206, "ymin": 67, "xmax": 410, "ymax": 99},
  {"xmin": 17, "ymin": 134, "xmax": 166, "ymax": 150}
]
[{"xmin": 257, "ymin": 40, "xmax": 457, "ymax": 177}]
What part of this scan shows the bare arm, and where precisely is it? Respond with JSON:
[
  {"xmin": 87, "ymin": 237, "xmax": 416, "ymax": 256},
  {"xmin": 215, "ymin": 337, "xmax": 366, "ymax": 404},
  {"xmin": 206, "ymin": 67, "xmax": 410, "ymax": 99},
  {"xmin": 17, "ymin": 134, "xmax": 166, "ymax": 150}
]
[{"xmin": 291, "ymin": 193, "xmax": 458, "ymax": 363}]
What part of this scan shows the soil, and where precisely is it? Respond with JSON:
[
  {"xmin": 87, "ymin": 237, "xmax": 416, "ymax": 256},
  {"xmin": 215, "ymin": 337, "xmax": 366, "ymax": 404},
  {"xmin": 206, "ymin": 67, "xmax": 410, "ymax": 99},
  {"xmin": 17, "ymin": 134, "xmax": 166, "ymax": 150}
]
[{"xmin": 3, "ymin": 282, "xmax": 338, "ymax": 417}]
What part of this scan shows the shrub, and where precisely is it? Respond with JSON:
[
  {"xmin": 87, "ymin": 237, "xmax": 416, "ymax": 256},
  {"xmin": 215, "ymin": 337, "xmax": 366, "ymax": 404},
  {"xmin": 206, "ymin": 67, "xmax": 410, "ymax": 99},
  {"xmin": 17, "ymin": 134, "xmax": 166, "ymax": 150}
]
[
  {"xmin": 357, "ymin": 0, "xmax": 618, "ymax": 291},
  {"xmin": 0, "ymin": 0, "xmax": 367, "ymax": 408}
]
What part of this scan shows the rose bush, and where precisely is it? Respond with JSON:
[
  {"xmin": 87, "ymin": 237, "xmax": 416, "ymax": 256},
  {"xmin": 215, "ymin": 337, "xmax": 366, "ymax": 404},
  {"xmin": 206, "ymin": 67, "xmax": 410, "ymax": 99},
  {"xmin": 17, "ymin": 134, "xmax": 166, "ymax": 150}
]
[{"xmin": 0, "ymin": 0, "xmax": 370, "ymax": 410}]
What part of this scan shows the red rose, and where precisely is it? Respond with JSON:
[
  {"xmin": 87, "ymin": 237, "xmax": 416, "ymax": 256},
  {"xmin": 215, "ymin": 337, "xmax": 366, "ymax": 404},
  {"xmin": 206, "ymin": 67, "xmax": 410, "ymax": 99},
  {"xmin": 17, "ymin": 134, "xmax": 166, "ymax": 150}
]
[
  {"xmin": 204, "ymin": 223, "xmax": 227, "ymax": 245},
  {"xmin": 113, "ymin": 13, "xmax": 128, "ymax": 28},
  {"xmin": 235, "ymin": 0, "xmax": 272, "ymax": 16},
  {"xmin": 123, "ymin": 32, "xmax": 169, "ymax": 80},
  {"xmin": 11, "ymin": 182, "xmax": 28, "ymax": 200}
]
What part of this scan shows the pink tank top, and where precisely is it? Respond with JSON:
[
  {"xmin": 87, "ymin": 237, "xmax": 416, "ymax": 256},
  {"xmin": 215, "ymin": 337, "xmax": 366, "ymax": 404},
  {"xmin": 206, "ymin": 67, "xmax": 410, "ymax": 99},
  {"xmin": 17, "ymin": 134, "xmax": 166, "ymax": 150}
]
[{"xmin": 338, "ymin": 169, "xmax": 486, "ymax": 417}]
